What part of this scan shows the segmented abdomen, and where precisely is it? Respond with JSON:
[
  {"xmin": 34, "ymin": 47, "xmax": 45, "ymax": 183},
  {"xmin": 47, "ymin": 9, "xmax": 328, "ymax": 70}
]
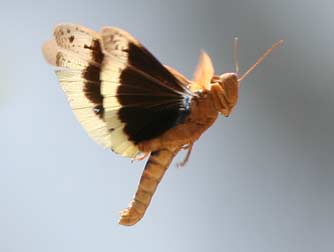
[{"xmin": 119, "ymin": 148, "xmax": 178, "ymax": 226}]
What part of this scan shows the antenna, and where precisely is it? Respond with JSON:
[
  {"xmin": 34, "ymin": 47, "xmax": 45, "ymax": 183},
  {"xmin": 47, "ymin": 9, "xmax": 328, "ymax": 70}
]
[
  {"xmin": 234, "ymin": 37, "xmax": 240, "ymax": 74},
  {"xmin": 238, "ymin": 39, "xmax": 284, "ymax": 82}
]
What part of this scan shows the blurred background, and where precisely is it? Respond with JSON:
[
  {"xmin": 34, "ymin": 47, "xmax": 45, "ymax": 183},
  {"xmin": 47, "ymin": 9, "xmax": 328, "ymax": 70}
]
[{"xmin": 0, "ymin": 0, "xmax": 333, "ymax": 251}]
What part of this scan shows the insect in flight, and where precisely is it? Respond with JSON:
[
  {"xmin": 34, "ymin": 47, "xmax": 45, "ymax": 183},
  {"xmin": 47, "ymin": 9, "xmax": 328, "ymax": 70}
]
[{"xmin": 42, "ymin": 24, "xmax": 283, "ymax": 226}]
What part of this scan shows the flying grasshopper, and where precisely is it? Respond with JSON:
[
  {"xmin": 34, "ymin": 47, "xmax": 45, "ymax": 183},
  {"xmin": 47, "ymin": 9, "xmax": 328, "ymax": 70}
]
[{"xmin": 42, "ymin": 24, "xmax": 283, "ymax": 226}]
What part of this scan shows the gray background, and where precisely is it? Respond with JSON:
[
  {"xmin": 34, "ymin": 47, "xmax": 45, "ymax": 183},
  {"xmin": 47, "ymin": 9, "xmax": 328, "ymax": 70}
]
[{"xmin": 1, "ymin": 0, "xmax": 333, "ymax": 251}]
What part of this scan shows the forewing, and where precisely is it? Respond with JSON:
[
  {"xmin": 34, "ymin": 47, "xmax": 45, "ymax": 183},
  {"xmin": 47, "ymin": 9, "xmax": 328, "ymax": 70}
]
[{"xmin": 193, "ymin": 50, "xmax": 214, "ymax": 91}]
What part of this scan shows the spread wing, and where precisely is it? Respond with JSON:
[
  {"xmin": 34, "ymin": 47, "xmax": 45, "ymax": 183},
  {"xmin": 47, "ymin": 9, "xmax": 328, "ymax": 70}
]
[
  {"xmin": 192, "ymin": 51, "xmax": 214, "ymax": 91},
  {"xmin": 42, "ymin": 24, "xmax": 194, "ymax": 158}
]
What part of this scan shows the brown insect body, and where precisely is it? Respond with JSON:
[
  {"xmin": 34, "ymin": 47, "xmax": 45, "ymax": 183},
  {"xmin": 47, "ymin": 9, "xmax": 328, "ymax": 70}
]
[
  {"xmin": 119, "ymin": 41, "xmax": 283, "ymax": 225},
  {"xmin": 120, "ymin": 72, "xmax": 240, "ymax": 225}
]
